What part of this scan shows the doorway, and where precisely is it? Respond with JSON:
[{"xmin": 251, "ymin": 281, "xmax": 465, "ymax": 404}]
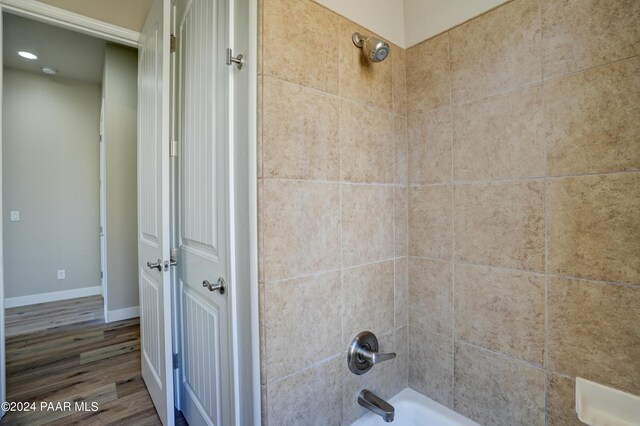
[
  {"xmin": 1, "ymin": 10, "xmax": 150, "ymax": 425},
  {"xmin": 0, "ymin": 0, "xmax": 260, "ymax": 424}
]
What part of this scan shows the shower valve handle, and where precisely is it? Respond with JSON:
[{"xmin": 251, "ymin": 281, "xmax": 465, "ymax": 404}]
[
  {"xmin": 356, "ymin": 346, "xmax": 396, "ymax": 365},
  {"xmin": 347, "ymin": 331, "xmax": 396, "ymax": 375}
]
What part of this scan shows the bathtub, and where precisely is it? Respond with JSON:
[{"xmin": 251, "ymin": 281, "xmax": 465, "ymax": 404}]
[{"xmin": 350, "ymin": 388, "xmax": 479, "ymax": 426}]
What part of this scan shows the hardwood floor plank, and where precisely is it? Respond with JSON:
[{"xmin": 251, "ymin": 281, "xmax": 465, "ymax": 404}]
[
  {"xmin": 5, "ymin": 296, "xmax": 104, "ymax": 337},
  {"xmin": 1, "ymin": 296, "xmax": 185, "ymax": 425},
  {"xmin": 2, "ymin": 383, "xmax": 118, "ymax": 426},
  {"xmin": 79, "ymin": 339, "xmax": 140, "ymax": 365}
]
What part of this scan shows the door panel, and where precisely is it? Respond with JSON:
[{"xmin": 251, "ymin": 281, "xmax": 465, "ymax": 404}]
[
  {"xmin": 175, "ymin": 0, "xmax": 232, "ymax": 424},
  {"xmin": 138, "ymin": 0, "xmax": 174, "ymax": 424}
]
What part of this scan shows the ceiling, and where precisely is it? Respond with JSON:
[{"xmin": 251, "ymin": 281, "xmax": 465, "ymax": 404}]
[
  {"xmin": 3, "ymin": 13, "xmax": 107, "ymax": 84},
  {"xmin": 36, "ymin": 0, "xmax": 154, "ymax": 32}
]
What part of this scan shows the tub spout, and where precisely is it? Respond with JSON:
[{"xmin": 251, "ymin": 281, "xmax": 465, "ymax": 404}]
[{"xmin": 358, "ymin": 389, "xmax": 394, "ymax": 422}]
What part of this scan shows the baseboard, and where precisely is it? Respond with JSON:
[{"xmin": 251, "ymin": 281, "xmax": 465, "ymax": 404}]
[
  {"xmin": 5, "ymin": 286, "xmax": 102, "ymax": 308},
  {"xmin": 105, "ymin": 306, "xmax": 140, "ymax": 323}
]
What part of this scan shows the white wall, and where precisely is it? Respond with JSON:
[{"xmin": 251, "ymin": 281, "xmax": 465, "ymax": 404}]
[
  {"xmin": 314, "ymin": 0, "xmax": 405, "ymax": 47},
  {"xmin": 314, "ymin": 0, "xmax": 509, "ymax": 48},
  {"xmin": 2, "ymin": 68, "xmax": 101, "ymax": 300},
  {"xmin": 404, "ymin": 0, "xmax": 508, "ymax": 47},
  {"xmin": 102, "ymin": 44, "xmax": 138, "ymax": 316}
]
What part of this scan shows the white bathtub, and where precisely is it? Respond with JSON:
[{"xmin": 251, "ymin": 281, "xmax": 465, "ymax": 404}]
[{"xmin": 350, "ymin": 388, "xmax": 479, "ymax": 426}]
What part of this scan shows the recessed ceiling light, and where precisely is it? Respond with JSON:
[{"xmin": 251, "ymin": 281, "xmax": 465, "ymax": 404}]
[
  {"xmin": 18, "ymin": 51, "xmax": 38, "ymax": 60},
  {"xmin": 41, "ymin": 65, "xmax": 58, "ymax": 75}
]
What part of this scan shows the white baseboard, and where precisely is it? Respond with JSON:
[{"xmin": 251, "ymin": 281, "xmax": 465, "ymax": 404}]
[
  {"xmin": 105, "ymin": 306, "xmax": 140, "ymax": 323},
  {"xmin": 5, "ymin": 286, "xmax": 102, "ymax": 308}
]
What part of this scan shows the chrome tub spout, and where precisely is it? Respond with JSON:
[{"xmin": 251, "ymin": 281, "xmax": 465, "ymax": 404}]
[{"xmin": 358, "ymin": 389, "xmax": 394, "ymax": 422}]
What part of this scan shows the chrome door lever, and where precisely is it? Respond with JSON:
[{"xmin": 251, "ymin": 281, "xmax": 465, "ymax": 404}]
[
  {"xmin": 203, "ymin": 277, "xmax": 226, "ymax": 294},
  {"xmin": 146, "ymin": 259, "xmax": 163, "ymax": 271}
]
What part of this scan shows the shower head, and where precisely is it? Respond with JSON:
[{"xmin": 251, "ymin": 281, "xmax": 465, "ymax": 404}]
[{"xmin": 352, "ymin": 32, "xmax": 390, "ymax": 63}]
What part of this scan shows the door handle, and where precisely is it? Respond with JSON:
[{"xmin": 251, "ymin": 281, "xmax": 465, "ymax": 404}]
[
  {"xmin": 146, "ymin": 259, "xmax": 163, "ymax": 271},
  {"xmin": 203, "ymin": 278, "xmax": 225, "ymax": 294}
]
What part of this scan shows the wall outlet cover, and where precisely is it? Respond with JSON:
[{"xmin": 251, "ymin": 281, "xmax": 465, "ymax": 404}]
[
  {"xmin": 57, "ymin": 270, "xmax": 66, "ymax": 280},
  {"xmin": 576, "ymin": 377, "xmax": 640, "ymax": 426},
  {"xmin": 10, "ymin": 211, "xmax": 20, "ymax": 221}
]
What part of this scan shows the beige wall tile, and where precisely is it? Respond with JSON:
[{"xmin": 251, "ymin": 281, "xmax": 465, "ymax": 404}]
[
  {"xmin": 453, "ymin": 85, "xmax": 544, "ymax": 181},
  {"xmin": 394, "ymin": 115, "xmax": 408, "ymax": 185},
  {"xmin": 409, "ymin": 326, "xmax": 453, "ymax": 407},
  {"xmin": 450, "ymin": 0, "xmax": 542, "ymax": 103},
  {"xmin": 546, "ymin": 374, "xmax": 584, "ymax": 426},
  {"xmin": 394, "ymin": 187, "xmax": 408, "ymax": 257},
  {"xmin": 342, "ymin": 184, "xmax": 394, "ymax": 267},
  {"xmin": 394, "ymin": 257, "xmax": 408, "ymax": 328},
  {"xmin": 343, "ymin": 333, "xmax": 396, "ymax": 423},
  {"xmin": 343, "ymin": 261, "xmax": 395, "ymax": 344},
  {"xmin": 406, "ymin": 33, "xmax": 450, "ymax": 115},
  {"xmin": 408, "ymin": 107, "xmax": 452, "ymax": 185},
  {"xmin": 267, "ymin": 357, "xmax": 343, "ymax": 425},
  {"xmin": 548, "ymin": 278, "xmax": 640, "ymax": 395},
  {"xmin": 409, "ymin": 258, "xmax": 452, "ymax": 334},
  {"xmin": 392, "ymin": 45, "xmax": 407, "ymax": 117},
  {"xmin": 542, "ymin": 0, "xmax": 640, "ymax": 79},
  {"xmin": 263, "ymin": 0, "xmax": 339, "ymax": 94},
  {"xmin": 547, "ymin": 173, "xmax": 640, "ymax": 285},
  {"xmin": 264, "ymin": 272, "xmax": 342, "ymax": 382},
  {"xmin": 455, "ymin": 264, "xmax": 545, "ymax": 365},
  {"xmin": 263, "ymin": 180, "xmax": 340, "ymax": 281},
  {"xmin": 454, "ymin": 343, "xmax": 545, "ymax": 426},
  {"xmin": 262, "ymin": 77, "xmax": 340, "ymax": 180},
  {"xmin": 545, "ymin": 57, "xmax": 640, "ymax": 176},
  {"xmin": 338, "ymin": 18, "xmax": 393, "ymax": 111},
  {"xmin": 340, "ymin": 99, "xmax": 395, "ymax": 184},
  {"xmin": 455, "ymin": 181, "xmax": 545, "ymax": 271},
  {"xmin": 408, "ymin": 185, "xmax": 453, "ymax": 260}
]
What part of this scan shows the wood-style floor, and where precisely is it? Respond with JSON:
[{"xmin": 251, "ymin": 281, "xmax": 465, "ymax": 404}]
[{"xmin": 2, "ymin": 296, "xmax": 187, "ymax": 426}]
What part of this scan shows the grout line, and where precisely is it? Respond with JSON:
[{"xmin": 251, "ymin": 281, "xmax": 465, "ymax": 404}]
[
  {"xmin": 261, "ymin": 169, "xmax": 640, "ymax": 187},
  {"xmin": 542, "ymin": 52, "xmax": 640, "ymax": 84},
  {"xmin": 263, "ymin": 177, "xmax": 405, "ymax": 188},
  {"xmin": 455, "ymin": 339, "xmax": 546, "ymax": 372},
  {"xmin": 392, "ymin": 114, "xmax": 398, "ymax": 331},
  {"xmin": 338, "ymin": 91, "xmax": 345, "ymax": 356},
  {"xmin": 267, "ymin": 352, "xmax": 343, "ymax": 386},
  {"xmin": 447, "ymin": 30, "xmax": 457, "ymax": 407},
  {"xmin": 261, "ymin": 74, "xmax": 400, "ymax": 118},
  {"xmin": 407, "ymin": 256, "xmax": 640, "ymax": 289}
]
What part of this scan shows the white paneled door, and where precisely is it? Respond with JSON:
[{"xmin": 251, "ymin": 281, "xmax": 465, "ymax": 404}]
[
  {"xmin": 138, "ymin": 0, "xmax": 174, "ymax": 425},
  {"xmin": 175, "ymin": 0, "xmax": 232, "ymax": 424}
]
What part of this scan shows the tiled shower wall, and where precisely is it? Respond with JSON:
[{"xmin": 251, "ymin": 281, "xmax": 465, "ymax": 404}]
[
  {"xmin": 257, "ymin": 0, "xmax": 409, "ymax": 424},
  {"xmin": 258, "ymin": 0, "xmax": 639, "ymax": 424},
  {"xmin": 405, "ymin": 0, "xmax": 640, "ymax": 425}
]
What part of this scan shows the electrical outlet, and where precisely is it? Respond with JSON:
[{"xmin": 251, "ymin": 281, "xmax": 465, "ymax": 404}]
[
  {"xmin": 57, "ymin": 270, "xmax": 66, "ymax": 280},
  {"xmin": 10, "ymin": 211, "xmax": 20, "ymax": 222}
]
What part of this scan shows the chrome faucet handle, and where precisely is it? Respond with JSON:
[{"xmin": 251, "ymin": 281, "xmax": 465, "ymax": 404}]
[
  {"xmin": 348, "ymin": 331, "xmax": 396, "ymax": 375},
  {"xmin": 356, "ymin": 347, "xmax": 396, "ymax": 365}
]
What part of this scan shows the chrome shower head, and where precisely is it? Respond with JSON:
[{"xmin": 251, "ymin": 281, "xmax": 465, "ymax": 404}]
[{"xmin": 352, "ymin": 32, "xmax": 390, "ymax": 63}]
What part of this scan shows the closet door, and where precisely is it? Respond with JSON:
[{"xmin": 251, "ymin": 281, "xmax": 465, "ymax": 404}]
[
  {"xmin": 175, "ymin": 0, "xmax": 233, "ymax": 424},
  {"xmin": 137, "ymin": 0, "xmax": 174, "ymax": 424}
]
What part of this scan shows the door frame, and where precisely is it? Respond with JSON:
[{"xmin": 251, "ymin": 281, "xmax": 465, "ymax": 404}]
[{"xmin": 0, "ymin": 0, "xmax": 260, "ymax": 423}]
